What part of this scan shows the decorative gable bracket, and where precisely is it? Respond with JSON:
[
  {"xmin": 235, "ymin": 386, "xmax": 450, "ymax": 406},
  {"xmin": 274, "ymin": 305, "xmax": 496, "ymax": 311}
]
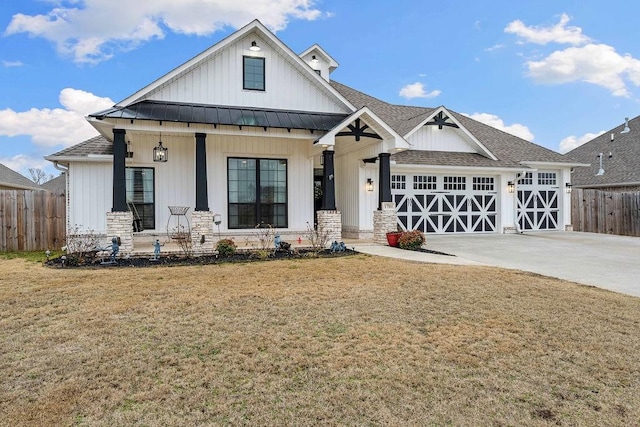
[
  {"xmin": 424, "ymin": 111, "xmax": 459, "ymax": 130},
  {"xmin": 336, "ymin": 118, "xmax": 382, "ymax": 142}
]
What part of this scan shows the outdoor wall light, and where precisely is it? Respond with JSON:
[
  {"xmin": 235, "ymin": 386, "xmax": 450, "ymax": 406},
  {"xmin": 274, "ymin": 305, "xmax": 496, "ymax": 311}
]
[
  {"xmin": 621, "ymin": 117, "xmax": 630, "ymax": 134},
  {"xmin": 249, "ymin": 41, "xmax": 261, "ymax": 51},
  {"xmin": 507, "ymin": 181, "xmax": 515, "ymax": 193},
  {"xmin": 565, "ymin": 182, "xmax": 572, "ymax": 193},
  {"xmin": 311, "ymin": 55, "xmax": 319, "ymax": 63},
  {"xmin": 366, "ymin": 178, "xmax": 374, "ymax": 192},
  {"xmin": 153, "ymin": 140, "xmax": 168, "ymax": 162},
  {"xmin": 126, "ymin": 140, "xmax": 134, "ymax": 158}
]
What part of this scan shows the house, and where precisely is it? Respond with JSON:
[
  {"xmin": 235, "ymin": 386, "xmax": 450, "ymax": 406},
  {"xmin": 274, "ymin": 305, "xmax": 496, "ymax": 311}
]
[
  {"xmin": 0, "ymin": 163, "xmax": 42, "ymax": 191},
  {"xmin": 40, "ymin": 173, "xmax": 66, "ymax": 195},
  {"xmin": 567, "ymin": 116, "xmax": 640, "ymax": 191},
  {"xmin": 45, "ymin": 19, "xmax": 583, "ymax": 254}
]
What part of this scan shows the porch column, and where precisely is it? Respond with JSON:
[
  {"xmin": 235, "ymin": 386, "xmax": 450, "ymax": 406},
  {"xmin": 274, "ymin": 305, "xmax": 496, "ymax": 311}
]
[
  {"xmin": 321, "ymin": 149, "xmax": 336, "ymax": 210},
  {"xmin": 112, "ymin": 128, "xmax": 127, "ymax": 212},
  {"xmin": 378, "ymin": 152, "xmax": 392, "ymax": 210},
  {"xmin": 195, "ymin": 132, "xmax": 209, "ymax": 211}
]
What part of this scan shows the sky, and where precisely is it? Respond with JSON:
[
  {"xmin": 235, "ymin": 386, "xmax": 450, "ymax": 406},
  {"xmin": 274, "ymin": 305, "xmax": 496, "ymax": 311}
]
[{"xmin": 1, "ymin": 0, "xmax": 640, "ymax": 180}]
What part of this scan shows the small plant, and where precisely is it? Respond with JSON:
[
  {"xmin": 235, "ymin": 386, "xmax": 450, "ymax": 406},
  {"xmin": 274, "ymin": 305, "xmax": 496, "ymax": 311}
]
[
  {"xmin": 304, "ymin": 222, "xmax": 331, "ymax": 253},
  {"xmin": 64, "ymin": 224, "xmax": 102, "ymax": 264},
  {"xmin": 170, "ymin": 224, "xmax": 193, "ymax": 257},
  {"xmin": 398, "ymin": 230, "xmax": 425, "ymax": 251},
  {"xmin": 252, "ymin": 223, "xmax": 276, "ymax": 251},
  {"xmin": 216, "ymin": 239, "xmax": 236, "ymax": 258}
]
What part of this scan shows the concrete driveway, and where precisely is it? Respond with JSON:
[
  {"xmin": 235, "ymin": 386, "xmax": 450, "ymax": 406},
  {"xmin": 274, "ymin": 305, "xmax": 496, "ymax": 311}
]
[{"xmin": 424, "ymin": 232, "xmax": 640, "ymax": 297}]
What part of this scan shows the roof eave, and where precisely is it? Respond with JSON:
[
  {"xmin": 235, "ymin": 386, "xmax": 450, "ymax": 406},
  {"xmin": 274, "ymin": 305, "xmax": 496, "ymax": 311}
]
[
  {"xmin": 574, "ymin": 181, "xmax": 640, "ymax": 189},
  {"xmin": 520, "ymin": 161, "xmax": 591, "ymax": 168}
]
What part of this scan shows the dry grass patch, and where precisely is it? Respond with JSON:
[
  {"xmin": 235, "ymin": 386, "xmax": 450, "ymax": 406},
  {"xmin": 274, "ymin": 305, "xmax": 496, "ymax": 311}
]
[{"xmin": 0, "ymin": 255, "xmax": 639, "ymax": 426}]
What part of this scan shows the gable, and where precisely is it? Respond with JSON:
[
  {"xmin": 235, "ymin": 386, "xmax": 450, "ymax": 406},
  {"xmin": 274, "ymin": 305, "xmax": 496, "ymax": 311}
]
[
  {"xmin": 119, "ymin": 21, "xmax": 352, "ymax": 115},
  {"xmin": 407, "ymin": 124, "xmax": 481, "ymax": 154},
  {"xmin": 404, "ymin": 107, "xmax": 497, "ymax": 160}
]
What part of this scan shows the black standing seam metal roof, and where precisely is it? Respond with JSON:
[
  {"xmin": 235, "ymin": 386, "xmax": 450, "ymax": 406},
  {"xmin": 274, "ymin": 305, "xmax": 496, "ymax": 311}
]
[{"xmin": 89, "ymin": 101, "xmax": 349, "ymax": 132}]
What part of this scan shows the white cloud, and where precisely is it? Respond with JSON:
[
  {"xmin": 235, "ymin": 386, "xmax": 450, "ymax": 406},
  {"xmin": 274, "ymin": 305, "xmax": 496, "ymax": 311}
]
[
  {"xmin": 2, "ymin": 60, "xmax": 24, "ymax": 67},
  {"xmin": 559, "ymin": 131, "xmax": 605, "ymax": 153},
  {"xmin": 399, "ymin": 82, "xmax": 441, "ymax": 99},
  {"xmin": 504, "ymin": 13, "xmax": 590, "ymax": 45},
  {"xmin": 0, "ymin": 154, "xmax": 51, "ymax": 177},
  {"xmin": 0, "ymin": 88, "xmax": 113, "ymax": 148},
  {"xmin": 527, "ymin": 43, "xmax": 640, "ymax": 97},
  {"xmin": 465, "ymin": 113, "xmax": 534, "ymax": 141},
  {"xmin": 484, "ymin": 44, "xmax": 504, "ymax": 52},
  {"xmin": 505, "ymin": 14, "xmax": 640, "ymax": 97},
  {"xmin": 4, "ymin": 0, "xmax": 324, "ymax": 64}
]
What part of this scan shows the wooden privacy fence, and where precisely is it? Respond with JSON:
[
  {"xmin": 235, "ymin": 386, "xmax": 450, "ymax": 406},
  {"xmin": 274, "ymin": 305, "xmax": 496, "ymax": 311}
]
[
  {"xmin": 0, "ymin": 190, "xmax": 66, "ymax": 251},
  {"xmin": 572, "ymin": 188, "xmax": 640, "ymax": 237}
]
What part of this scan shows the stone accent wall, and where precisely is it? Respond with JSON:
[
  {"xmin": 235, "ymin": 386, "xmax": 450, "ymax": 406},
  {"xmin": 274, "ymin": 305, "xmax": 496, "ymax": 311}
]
[
  {"xmin": 191, "ymin": 211, "xmax": 215, "ymax": 255},
  {"xmin": 373, "ymin": 207, "xmax": 398, "ymax": 245},
  {"xmin": 503, "ymin": 226, "xmax": 517, "ymax": 234},
  {"xmin": 316, "ymin": 210, "xmax": 342, "ymax": 243},
  {"xmin": 106, "ymin": 211, "xmax": 133, "ymax": 255}
]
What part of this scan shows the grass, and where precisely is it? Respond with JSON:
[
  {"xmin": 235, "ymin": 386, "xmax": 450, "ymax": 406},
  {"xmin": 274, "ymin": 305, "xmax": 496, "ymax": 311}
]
[{"xmin": 0, "ymin": 254, "xmax": 639, "ymax": 426}]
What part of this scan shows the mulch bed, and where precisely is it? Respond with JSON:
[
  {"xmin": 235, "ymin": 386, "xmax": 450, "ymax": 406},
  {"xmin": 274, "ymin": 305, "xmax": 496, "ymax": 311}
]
[{"xmin": 45, "ymin": 248, "xmax": 358, "ymax": 268}]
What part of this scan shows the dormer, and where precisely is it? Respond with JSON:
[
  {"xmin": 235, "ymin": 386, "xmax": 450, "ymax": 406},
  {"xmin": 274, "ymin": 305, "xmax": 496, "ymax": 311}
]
[{"xmin": 299, "ymin": 44, "xmax": 339, "ymax": 82}]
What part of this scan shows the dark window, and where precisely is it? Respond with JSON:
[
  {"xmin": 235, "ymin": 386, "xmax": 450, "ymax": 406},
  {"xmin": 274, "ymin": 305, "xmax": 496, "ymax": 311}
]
[
  {"xmin": 126, "ymin": 167, "xmax": 154, "ymax": 229},
  {"xmin": 243, "ymin": 56, "xmax": 265, "ymax": 91},
  {"xmin": 414, "ymin": 175, "xmax": 436, "ymax": 190},
  {"xmin": 314, "ymin": 69, "xmax": 321, "ymax": 76},
  {"xmin": 391, "ymin": 175, "xmax": 406, "ymax": 190},
  {"xmin": 443, "ymin": 176, "xmax": 466, "ymax": 191},
  {"xmin": 228, "ymin": 158, "xmax": 287, "ymax": 228}
]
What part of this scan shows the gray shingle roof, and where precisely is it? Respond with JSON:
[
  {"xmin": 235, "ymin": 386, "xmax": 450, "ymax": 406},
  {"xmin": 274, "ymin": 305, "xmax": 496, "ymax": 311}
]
[
  {"xmin": 0, "ymin": 163, "xmax": 42, "ymax": 190},
  {"xmin": 332, "ymin": 81, "xmax": 572, "ymax": 168},
  {"xmin": 567, "ymin": 116, "xmax": 640, "ymax": 187},
  {"xmin": 49, "ymin": 135, "xmax": 112, "ymax": 158},
  {"xmin": 330, "ymin": 81, "xmax": 435, "ymax": 136},
  {"xmin": 41, "ymin": 173, "xmax": 66, "ymax": 194},
  {"xmin": 392, "ymin": 150, "xmax": 516, "ymax": 168}
]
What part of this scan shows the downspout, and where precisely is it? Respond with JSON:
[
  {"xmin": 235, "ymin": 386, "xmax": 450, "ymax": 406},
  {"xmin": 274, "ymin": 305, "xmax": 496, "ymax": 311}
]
[
  {"xmin": 52, "ymin": 161, "xmax": 70, "ymax": 237},
  {"xmin": 52, "ymin": 161, "xmax": 68, "ymax": 173}
]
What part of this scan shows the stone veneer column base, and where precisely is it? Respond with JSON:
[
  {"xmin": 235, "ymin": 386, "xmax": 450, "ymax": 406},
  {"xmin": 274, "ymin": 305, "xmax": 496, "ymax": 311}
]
[
  {"xmin": 191, "ymin": 211, "xmax": 215, "ymax": 256},
  {"xmin": 373, "ymin": 208, "xmax": 398, "ymax": 245},
  {"xmin": 106, "ymin": 211, "xmax": 133, "ymax": 255},
  {"xmin": 316, "ymin": 210, "xmax": 342, "ymax": 243}
]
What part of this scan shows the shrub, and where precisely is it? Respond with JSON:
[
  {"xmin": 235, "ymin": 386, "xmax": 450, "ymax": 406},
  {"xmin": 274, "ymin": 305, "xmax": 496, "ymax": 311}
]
[
  {"xmin": 216, "ymin": 239, "xmax": 236, "ymax": 257},
  {"xmin": 304, "ymin": 222, "xmax": 331, "ymax": 253},
  {"xmin": 252, "ymin": 223, "xmax": 276, "ymax": 251},
  {"xmin": 398, "ymin": 230, "xmax": 425, "ymax": 251}
]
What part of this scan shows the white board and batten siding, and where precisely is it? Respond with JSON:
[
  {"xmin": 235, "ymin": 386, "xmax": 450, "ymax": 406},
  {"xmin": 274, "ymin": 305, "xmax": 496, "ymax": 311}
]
[
  {"xmin": 144, "ymin": 35, "xmax": 349, "ymax": 115},
  {"xmin": 68, "ymin": 162, "xmax": 112, "ymax": 234},
  {"xmin": 407, "ymin": 126, "xmax": 477, "ymax": 153},
  {"xmin": 335, "ymin": 143, "xmax": 384, "ymax": 236},
  {"xmin": 205, "ymin": 134, "xmax": 314, "ymax": 233}
]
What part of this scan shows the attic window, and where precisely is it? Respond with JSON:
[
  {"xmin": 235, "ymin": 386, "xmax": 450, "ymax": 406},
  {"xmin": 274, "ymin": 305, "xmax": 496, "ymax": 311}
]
[
  {"xmin": 314, "ymin": 69, "xmax": 321, "ymax": 76},
  {"xmin": 243, "ymin": 56, "xmax": 265, "ymax": 91}
]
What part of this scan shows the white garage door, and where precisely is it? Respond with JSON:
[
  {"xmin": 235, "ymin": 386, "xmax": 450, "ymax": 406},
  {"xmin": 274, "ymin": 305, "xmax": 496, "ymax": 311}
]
[
  {"xmin": 516, "ymin": 171, "xmax": 560, "ymax": 231},
  {"xmin": 392, "ymin": 174, "xmax": 498, "ymax": 234}
]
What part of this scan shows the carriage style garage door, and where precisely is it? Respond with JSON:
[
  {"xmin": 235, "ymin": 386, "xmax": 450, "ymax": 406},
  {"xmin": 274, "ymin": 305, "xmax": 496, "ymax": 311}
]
[
  {"xmin": 516, "ymin": 171, "xmax": 560, "ymax": 231},
  {"xmin": 392, "ymin": 174, "xmax": 498, "ymax": 234}
]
